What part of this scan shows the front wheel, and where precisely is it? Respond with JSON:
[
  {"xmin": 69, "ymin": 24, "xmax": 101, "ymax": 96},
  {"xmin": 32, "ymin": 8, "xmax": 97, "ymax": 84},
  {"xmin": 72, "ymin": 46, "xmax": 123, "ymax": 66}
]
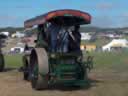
[
  {"xmin": 0, "ymin": 54, "xmax": 4, "ymax": 72},
  {"xmin": 30, "ymin": 48, "xmax": 49, "ymax": 90}
]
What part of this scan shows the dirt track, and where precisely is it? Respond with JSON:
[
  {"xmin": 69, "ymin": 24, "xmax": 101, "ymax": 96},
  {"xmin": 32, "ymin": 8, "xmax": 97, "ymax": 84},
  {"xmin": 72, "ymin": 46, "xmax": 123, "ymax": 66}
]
[{"xmin": 0, "ymin": 69, "xmax": 128, "ymax": 96}]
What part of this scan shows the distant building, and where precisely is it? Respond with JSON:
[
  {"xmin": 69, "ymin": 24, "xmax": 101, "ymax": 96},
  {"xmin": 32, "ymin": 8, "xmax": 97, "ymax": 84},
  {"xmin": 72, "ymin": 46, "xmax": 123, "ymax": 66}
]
[
  {"xmin": 11, "ymin": 31, "xmax": 25, "ymax": 38},
  {"xmin": 81, "ymin": 33, "xmax": 91, "ymax": 40},
  {"xmin": 85, "ymin": 44, "xmax": 96, "ymax": 52},
  {"xmin": 80, "ymin": 44, "xmax": 96, "ymax": 52},
  {"xmin": 106, "ymin": 34, "xmax": 122, "ymax": 39},
  {"xmin": 102, "ymin": 39, "xmax": 128, "ymax": 51}
]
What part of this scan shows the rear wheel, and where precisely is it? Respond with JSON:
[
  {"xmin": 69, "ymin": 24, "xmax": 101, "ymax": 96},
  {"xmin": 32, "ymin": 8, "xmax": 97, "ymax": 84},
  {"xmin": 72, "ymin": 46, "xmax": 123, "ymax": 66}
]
[
  {"xmin": 0, "ymin": 54, "xmax": 4, "ymax": 72},
  {"xmin": 23, "ymin": 56, "xmax": 29, "ymax": 80},
  {"xmin": 30, "ymin": 49, "xmax": 48, "ymax": 90}
]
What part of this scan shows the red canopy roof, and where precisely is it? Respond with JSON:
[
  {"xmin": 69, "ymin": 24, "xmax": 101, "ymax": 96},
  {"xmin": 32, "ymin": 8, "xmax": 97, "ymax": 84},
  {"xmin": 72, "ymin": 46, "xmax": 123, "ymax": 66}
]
[{"xmin": 24, "ymin": 9, "xmax": 91, "ymax": 28}]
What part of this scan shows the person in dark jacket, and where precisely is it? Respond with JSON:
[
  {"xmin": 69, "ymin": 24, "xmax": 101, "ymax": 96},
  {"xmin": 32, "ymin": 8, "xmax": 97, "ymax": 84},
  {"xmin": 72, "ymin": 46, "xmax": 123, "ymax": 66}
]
[
  {"xmin": 46, "ymin": 22, "xmax": 61, "ymax": 52},
  {"xmin": 69, "ymin": 25, "xmax": 81, "ymax": 52}
]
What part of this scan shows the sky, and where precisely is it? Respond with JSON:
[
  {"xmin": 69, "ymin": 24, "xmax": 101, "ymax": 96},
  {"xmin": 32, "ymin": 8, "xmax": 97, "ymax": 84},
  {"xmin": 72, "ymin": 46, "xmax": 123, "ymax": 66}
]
[{"xmin": 0, "ymin": 0, "xmax": 128, "ymax": 28}]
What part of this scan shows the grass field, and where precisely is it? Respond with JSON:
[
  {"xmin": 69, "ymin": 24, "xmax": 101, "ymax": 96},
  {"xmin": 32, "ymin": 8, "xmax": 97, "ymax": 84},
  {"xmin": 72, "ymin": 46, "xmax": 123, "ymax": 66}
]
[
  {"xmin": 84, "ymin": 51, "xmax": 128, "ymax": 96},
  {"xmin": 0, "ymin": 51, "xmax": 128, "ymax": 96},
  {"xmin": 4, "ymin": 54, "xmax": 23, "ymax": 68},
  {"xmin": 89, "ymin": 51, "xmax": 128, "ymax": 70},
  {"xmin": 5, "ymin": 51, "xmax": 128, "ymax": 68}
]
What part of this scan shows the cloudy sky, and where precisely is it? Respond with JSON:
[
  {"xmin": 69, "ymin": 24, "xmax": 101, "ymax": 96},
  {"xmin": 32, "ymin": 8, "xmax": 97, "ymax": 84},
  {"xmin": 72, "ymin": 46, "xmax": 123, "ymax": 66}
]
[{"xmin": 0, "ymin": 0, "xmax": 127, "ymax": 28}]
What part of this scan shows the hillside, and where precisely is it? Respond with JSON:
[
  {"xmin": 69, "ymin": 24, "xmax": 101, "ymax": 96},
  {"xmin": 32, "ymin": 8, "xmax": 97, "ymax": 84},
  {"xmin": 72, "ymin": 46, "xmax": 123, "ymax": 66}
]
[
  {"xmin": 0, "ymin": 26, "xmax": 128, "ymax": 34},
  {"xmin": 0, "ymin": 27, "xmax": 37, "ymax": 34}
]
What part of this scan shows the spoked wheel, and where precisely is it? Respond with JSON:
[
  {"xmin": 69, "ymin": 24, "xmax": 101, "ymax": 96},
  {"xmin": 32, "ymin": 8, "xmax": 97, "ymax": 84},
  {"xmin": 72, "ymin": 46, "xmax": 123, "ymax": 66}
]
[
  {"xmin": 0, "ymin": 54, "xmax": 4, "ymax": 72},
  {"xmin": 23, "ymin": 56, "xmax": 29, "ymax": 80},
  {"xmin": 30, "ymin": 48, "xmax": 49, "ymax": 90}
]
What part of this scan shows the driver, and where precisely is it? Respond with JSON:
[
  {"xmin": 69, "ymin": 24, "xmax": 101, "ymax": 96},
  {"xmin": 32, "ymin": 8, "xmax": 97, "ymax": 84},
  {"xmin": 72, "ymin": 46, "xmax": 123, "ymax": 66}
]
[
  {"xmin": 46, "ymin": 22, "xmax": 61, "ymax": 52},
  {"xmin": 57, "ymin": 26, "xmax": 69, "ymax": 53},
  {"xmin": 68, "ymin": 25, "xmax": 81, "ymax": 52}
]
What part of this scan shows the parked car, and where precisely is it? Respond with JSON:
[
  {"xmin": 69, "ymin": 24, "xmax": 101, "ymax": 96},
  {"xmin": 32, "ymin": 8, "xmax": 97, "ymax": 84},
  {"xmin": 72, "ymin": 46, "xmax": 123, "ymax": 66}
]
[{"xmin": 10, "ymin": 47, "xmax": 24, "ymax": 54}]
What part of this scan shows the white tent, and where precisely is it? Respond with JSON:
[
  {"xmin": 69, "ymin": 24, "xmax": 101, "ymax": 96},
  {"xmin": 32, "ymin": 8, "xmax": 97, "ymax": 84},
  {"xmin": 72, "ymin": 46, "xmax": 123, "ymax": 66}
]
[
  {"xmin": 102, "ymin": 39, "xmax": 128, "ymax": 51},
  {"xmin": 0, "ymin": 32, "xmax": 9, "ymax": 37}
]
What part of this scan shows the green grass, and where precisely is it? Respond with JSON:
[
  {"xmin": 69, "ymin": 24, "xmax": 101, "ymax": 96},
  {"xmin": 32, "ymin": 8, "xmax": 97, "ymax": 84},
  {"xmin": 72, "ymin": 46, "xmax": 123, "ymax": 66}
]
[
  {"xmin": 4, "ymin": 51, "xmax": 128, "ymax": 70},
  {"xmin": 4, "ymin": 54, "xmax": 23, "ymax": 68},
  {"xmin": 84, "ymin": 51, "xmax": 128, "ymax": 73},
  {"xmin": 3, "ymin": 51, "xmax": 128, "ymax": 76}
]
